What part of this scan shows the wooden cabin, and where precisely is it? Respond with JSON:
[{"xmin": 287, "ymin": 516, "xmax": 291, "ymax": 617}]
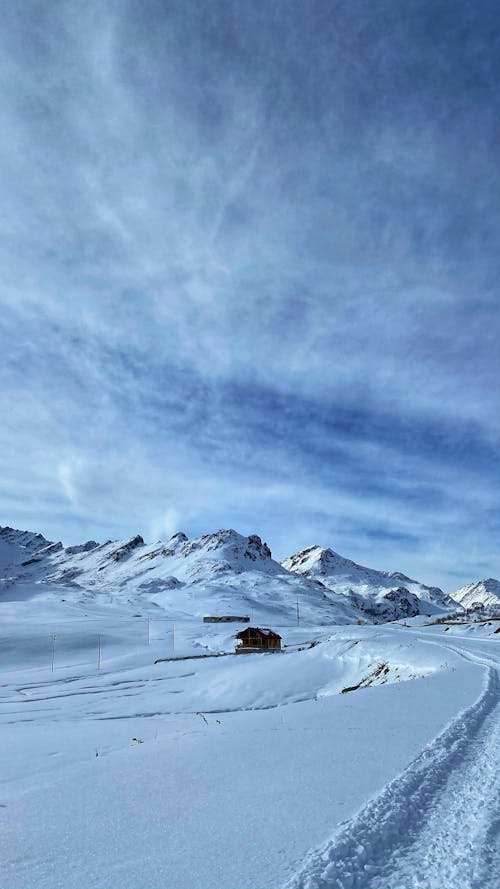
[{"xmin": 235, "ymin": 627, "xmax": 282, "ymax": 653}]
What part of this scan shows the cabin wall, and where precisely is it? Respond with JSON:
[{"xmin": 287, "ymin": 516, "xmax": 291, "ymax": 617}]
[{"xmin": 235, "ymin": 631, "xmax": 281, "ymax": 652}]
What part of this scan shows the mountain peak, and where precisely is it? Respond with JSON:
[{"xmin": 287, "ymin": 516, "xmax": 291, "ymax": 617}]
[
  {"xmin": 282, "ymin": 545, "xmax": 355, "ymax": 576},
  {"xmin": 282, "ymin": 541, "xmax": 450, "ymax": 614},
  {"xmin": 161, "ymin": 532, "xmax": 188, "ymax": 556},
  {"xmin": 107, "ymin": 535, "xmax": 145, "ymax": 563},
  {"xmin": 65, "ymin": 541, "xmax": 99, "ymax": 555},
  {"xmin": 0, "ymin": 525, "xmax": 54, "ymax": 553},
  {"xmin": 453, "ymin": 577, "xmax": 500, "ymax": 609},
  {"xmin": 179, "ymin": 529, "xmax": 274, "ymax": 568}
]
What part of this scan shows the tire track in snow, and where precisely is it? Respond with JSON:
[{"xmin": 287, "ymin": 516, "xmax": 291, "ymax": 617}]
[{"xmin": 284, "ymin": 667, "xmax": 500, "ymax": 889}]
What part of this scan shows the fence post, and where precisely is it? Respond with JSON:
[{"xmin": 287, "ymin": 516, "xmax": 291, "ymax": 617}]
[{"xmin": 51, "ymin": 634, "xmax": 57, "ymax": 672}]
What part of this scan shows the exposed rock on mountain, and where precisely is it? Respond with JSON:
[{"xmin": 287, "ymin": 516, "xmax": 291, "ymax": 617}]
[
  {"xmin": 452, "ymin": 578, "xmax": 500, "ymax": 610},
  {"xmin": 65, "ymin": 541, "xmax": 99, "ymax": 555}
]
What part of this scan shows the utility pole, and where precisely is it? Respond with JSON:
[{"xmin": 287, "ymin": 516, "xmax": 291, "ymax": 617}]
[
  {"xmin": 97, "ymin": 634, "xmax": 101, "ymax": 672},
  {"xmin": 51, "ymin": 634, "xmax": 57, "ymax": 672}
]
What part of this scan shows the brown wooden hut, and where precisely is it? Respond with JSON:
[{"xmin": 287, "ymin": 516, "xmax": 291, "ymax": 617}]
[{"xmin": 235, "ymin": 627, "xmax": 282, "ymax": 653}]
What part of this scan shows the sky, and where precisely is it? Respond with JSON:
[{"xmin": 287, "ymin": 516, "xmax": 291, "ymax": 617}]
[{"xmin": 1, "ymin": 0, "xmax": 499, "ymax": 590}]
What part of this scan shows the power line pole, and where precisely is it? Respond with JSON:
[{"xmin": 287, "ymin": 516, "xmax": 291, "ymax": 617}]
[{"xmin": 51, "ymin": 634, "xmax": 57, "ymax": 672}]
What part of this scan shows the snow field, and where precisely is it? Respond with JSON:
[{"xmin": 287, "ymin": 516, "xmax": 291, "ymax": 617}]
[{"xmin": 1, "ymin": 609, "xmax": 488, "ymax": 889}]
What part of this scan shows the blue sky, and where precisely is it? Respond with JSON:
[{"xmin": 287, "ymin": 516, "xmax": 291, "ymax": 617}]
[{"xmin": 1, "ymin": 0, "xmax": 499, "ymax": 590}]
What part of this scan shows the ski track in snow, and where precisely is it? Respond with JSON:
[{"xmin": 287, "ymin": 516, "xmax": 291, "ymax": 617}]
[{"xmin": 285, "ymin": 653, "xmax": 500, "ymax": 889}]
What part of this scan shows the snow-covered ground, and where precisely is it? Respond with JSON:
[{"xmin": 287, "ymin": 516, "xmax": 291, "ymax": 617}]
[
  {"xmin": 3, "ymin": 594, "xmax": 500, "ymax": 889},
  {"xmin": 3, "ymin": 526, "xmax": 500, "ymax": 888}
]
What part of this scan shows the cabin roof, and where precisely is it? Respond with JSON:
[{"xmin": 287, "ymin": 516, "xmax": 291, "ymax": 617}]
[{"xmin": 235, "ymin": 626, "xmax": 281, "ymax": 640}]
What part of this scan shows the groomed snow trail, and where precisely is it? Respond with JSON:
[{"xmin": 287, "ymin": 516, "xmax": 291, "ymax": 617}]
[{"xmin": 285, "ymin": 666, "xmax": 500, "ymax": 889}]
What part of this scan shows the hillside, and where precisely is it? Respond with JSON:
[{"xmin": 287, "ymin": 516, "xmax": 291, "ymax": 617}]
[
  {"xmin": 282, "ymin": 545, "xmax": 454, "ymax": 618},
  {"xmin": 452, "ymin": 578, "xmax": 500, "ymax": 610}
]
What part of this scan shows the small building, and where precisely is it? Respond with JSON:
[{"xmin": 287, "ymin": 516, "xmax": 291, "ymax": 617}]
[
  {"xmin": 235, "ymin": 627, "xmax": 282, "ymax": 653},
  {"xmin": 203, "ymin": 615, "xmax": 250, "ymax": 623}
]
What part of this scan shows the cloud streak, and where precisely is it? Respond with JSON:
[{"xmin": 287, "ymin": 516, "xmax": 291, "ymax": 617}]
[{"xmin": 1, "ymin": 0, "xmax": 499, "ymax": 590}]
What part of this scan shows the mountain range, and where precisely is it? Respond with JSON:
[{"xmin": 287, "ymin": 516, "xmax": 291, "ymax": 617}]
[{"xmin": 0, "ymin": 524, "xmax": 460, "ymax": 624}]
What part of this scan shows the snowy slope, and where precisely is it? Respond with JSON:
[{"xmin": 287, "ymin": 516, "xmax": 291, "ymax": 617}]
[
  {"xmin": 0, "ymin": 525, "xmax": 55, "ymax": 574},
  {"xmin": 282, "ymin": 545, "xmax": 454, "ymax": 617},
  {"xmin": 452, "ymin": 577, "xmax": 500, "ymax": 610},
  {"xmin": 0, "ymin": 525, "xmax": 62, "ymax": 597},
  {"xmin": 1, "ymin": 609, "xmax": 497, "ymax": 889}
]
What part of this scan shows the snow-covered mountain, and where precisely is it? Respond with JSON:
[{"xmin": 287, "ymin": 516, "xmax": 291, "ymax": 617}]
[
  {"xmin": 452, "ymin": 578, "xmax": 500, "ymax": 610},
  {"xmin": 282, "ymin": 545, "xmax": 454, "ymax": 617},
  {"xmin": 0, "ymin": 525, "xmax": 63, "ymax": 586},
  {"xmin": 0, "ymin": 526, "xmax": 361, "ymax": 625},
  {"xmin": 0, "ymin": 525, "xmax": 452, "ymax": 624}
]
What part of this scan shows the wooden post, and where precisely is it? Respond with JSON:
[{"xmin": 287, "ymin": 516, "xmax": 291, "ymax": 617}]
[
  {"xmin": 97, "ymin": 634, "xmax": 101, "ymax": 672},
  {"xmin": 51, "ymin": 634, "xmax": 57, "ymax": 672}
]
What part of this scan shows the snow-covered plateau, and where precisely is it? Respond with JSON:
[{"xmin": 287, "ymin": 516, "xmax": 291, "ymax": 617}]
[{"xmin": 2, "ymin": 524, "xmax": 500, "ymax": 889}]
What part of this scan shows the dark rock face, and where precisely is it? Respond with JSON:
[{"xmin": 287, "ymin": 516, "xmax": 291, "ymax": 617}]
[
  {"xmin": 285, "ymin": 546, "xmax": 320, "ymax": 572},
  {"xmin": 137, "ymin": 577, "xmax": 182, "ymax": 592},
  {"xmin": 168, "ymin": 532, "xmax": 188, "ymax": 546},
  {"xmin": 57, "ymin": 567, "xmax": 84, "ymax": 583},
  {"xmin": 348, "ymin": 586, "xmax": 419, "ymax": 621},
  {"xmin": 21, "ymin": 556, "xmax": 43, "ymax": 567},
  {"xmin": 161, "ymin": 532, "xmax": 188, "ymax": 557},
  {"xmin": 108, "ymin": 535, "xmax": 145, "ymax": 562},
  {"xmin": 381, "ymin": 587, "xmax": 420, "ymax": 618},
  {"xmin": 37, "ymin": 542, "xmax": 64, "ymax": 556},
  {"xmin": 245, "ymin": 535, "xmax": 272, "ymax": 561},
  {"xmin": 65, "ymin": 541, "xmax": 99, "ymax": 555}
]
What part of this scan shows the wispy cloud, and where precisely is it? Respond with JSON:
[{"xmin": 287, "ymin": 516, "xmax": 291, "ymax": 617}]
[{"xmin": 1, "ymin": 0, "xmax": 499, "ymax": 590}]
